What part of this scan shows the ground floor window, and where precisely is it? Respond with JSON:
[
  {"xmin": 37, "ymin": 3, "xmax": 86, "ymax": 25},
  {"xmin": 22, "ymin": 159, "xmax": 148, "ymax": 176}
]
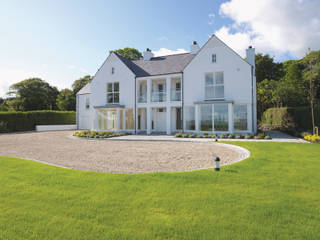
[
  {"xmin": 125, "ymin": 108, "xmax": 134, "ymax": 130},
  {"xmin": 200, "ymin": 105, "xmax": 212, "ymax": 131},
  {"xmin": 185, "ymin": 106, "xmax": 195, "ymax": 130},
  {"xmin": 97, "ymin": 108, "xmax": 117, "ymax": 130},
  {"xmin": 234, "ymin": 105, "xmax": 248, "ymax": 130},
  {"xmin": 214, "ymin": 104, "xmax": 228, "ymax": 131}
]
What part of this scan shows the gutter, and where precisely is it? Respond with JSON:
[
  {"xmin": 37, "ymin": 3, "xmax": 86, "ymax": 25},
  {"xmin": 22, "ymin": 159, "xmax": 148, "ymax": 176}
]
[
  {"xmin": 134, "ymin": 76, "xmax": 137, "ymax": 135},
  {"xmin": 182, "ymin": 71, "xmax": 184, "ymax": 132},
  {"xmin": 251, "ymin": 65, "xmax": 254, "ymax": 133}
]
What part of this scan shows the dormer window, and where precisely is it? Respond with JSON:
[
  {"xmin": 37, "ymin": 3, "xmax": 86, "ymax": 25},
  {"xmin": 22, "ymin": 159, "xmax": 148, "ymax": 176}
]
[
  {"xmin": 212, "ymin": 54, "xmax": 217, "ymax": 63},
  {"xmin": 111, "ymin": 67, "xmax": 115, "ymax": 74}
]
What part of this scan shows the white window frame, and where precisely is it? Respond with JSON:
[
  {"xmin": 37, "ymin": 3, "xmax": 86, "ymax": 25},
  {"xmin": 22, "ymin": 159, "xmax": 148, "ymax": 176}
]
[
  {"xmin": 205, "ymin": 72, "xmax": 224, "ymax": 100},
  {"xmin": 107, "ymin": 82, "xmax": 119, "ymax": 104}
]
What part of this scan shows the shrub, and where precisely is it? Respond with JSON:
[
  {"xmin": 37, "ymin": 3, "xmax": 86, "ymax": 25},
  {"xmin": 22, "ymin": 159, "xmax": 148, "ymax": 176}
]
[
  {"xmin": 0, "ymin": 111, "xmax": 76, "ymax": 132},
  {"xmin": 181, "ymin": 133, "xmax": 189, "ymax": 138},
  {"xmin": 228, "ymin": 134, "xmax": 235, "ymax": 139},
  {"xmin": 203, "ymin": 132, "xmax": 208, "ymax": 137},
  {"xmin": 264, "ymin": 135, "xmax": 272, "ymax": 140},
  {"xmin": 220, "ymin": 133, "xmax": 228, "ymax": 139},
  {"xmin": 73, "ymin": 130, "xmax": 126, "ymax": 139},
  {"xmin": 244, "ymin": 134, "xmax": 252, "ymax": 139},
  {"xmin": 304, "ymin": 134, "xmax": 320, "ymax": 143},
  {"xmin": 235, "ymin": 134, "xmax": 243, "ymax": 139},
  {"xmin": 175, "ymin": 132, "xmax": 183, "ymax": 138}
]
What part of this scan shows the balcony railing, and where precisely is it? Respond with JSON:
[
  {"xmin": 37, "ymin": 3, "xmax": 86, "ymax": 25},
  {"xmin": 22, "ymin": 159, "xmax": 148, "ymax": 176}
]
[
  {"xmin": 138, "ymin": 92, "xmax": 147, "ymax": 103},
  {"xmin": 171, "ymin": 90, "xmax": 181, "ymax": 101},
  {"xmin": 151, "ymin": 91, "xmax": 166, "ymax": 102}
]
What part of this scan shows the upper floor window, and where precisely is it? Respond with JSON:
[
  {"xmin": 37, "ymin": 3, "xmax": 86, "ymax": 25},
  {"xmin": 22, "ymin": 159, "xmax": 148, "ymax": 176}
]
[
  {"xmin": 107, "ymin": 82, "xmax": 119, "ymax": 103},
  {"xmin": 205, "ymin": 72, "xmax": 224, "ymax": 99},
  {"xmin": 212, "ymin": 54, "xmax": 217, "ymax": 63},
  {"xmin": 111, "ymin": 67, "xmax": 115, "ymax": 74},
  {"xmin": 85, "ymin": 97, "xmax": 90, "ymax": 109}
]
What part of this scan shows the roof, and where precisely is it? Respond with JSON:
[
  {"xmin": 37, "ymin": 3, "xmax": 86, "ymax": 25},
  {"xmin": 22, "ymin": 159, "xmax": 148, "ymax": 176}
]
[
  {"xmin": 77, "ymin": 83, "xmax": 91, "ymax": 95},
  {"xmin": 114, "ymin": 52, "xmax": 195, "ymax": 77}
]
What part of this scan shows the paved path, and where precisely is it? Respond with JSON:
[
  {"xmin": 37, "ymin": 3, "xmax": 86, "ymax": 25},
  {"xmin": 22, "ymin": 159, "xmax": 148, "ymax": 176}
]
[
  {"xmin": 111, "ymin": 131, "xmax": 307, "ymax": 143},
  {"xmin": 0, "ymin": 131, "xmax": 249, "ymax": 173}
]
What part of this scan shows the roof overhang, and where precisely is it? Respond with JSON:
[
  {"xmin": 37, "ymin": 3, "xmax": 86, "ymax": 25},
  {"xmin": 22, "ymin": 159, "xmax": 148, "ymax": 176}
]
[
  {"xmin": 194, "ymin": 100, "xmax": 234, "ymax": 104},
  {"xmin": 94, "ymin": 104, "xmax": 125, "ymax": 109}
]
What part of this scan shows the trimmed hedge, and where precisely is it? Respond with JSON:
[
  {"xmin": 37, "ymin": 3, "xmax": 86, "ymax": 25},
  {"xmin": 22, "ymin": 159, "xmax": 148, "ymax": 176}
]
[
  {"xmin": 261, "ymin": 106, "xmax": 320, "ymax": 131},
  {"xmin": 0, "ymin": 111, "xmax": 76, "ymax": 133}
]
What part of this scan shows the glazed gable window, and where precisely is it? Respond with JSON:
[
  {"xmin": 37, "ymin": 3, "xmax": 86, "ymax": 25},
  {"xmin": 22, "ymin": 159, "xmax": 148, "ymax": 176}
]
[
  {"xmin": 107, "ymin": 82, "xmax": 119, "ymax": 103},
  {"xmin": 205, "ymin": 72, "xmax": 224, "ymax": 99},
  {"xmin": 212, "ymin": 54, "xmax": 216, "ymax": 63}
]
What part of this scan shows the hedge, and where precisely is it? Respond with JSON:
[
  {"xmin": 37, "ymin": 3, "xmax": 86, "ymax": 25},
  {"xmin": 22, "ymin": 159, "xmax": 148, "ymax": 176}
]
[
  {"xmin": 261, "ymin": 106, "xmax": 320, "ymax": 131},
  {"xmin": 0, "ymin": 111, "xmax": 76, "ymax": 133}
]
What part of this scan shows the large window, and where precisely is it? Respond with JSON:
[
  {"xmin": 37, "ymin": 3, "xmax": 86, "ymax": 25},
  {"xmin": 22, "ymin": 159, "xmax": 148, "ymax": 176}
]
[
  {"xmin": 185, "ymin": 106, "xmax": 195, "ymax": 130},
  {"xmin": 200, "ymin": 105, "xmax": 212, "ymax": 131},
  {"xmin": 214, "ymin": 104, "xmax": 228, "ymax": 131},
  {"xmin": 125, "ymin": 108, "xmax": 134, "ymax": 130},
  {"xmin": 97, "ymin": 108, "xmax": 117, "ymax": 130},
  {"xmin": 107, "ymin": 82, "xmax": 119, "ymax": 103},
  {"xmin": 234, "ymin": 105, "xmax": 248, "ymax": 130},
  {"xmin": 205, "ymin": 72, "xmax": 224, "ymax": 99}
]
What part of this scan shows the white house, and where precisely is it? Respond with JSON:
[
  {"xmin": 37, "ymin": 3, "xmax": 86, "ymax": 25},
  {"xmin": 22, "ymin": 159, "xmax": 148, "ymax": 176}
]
[{"xmin": 76, "ymin": 35, "xmax": 257, "ymax": 135}]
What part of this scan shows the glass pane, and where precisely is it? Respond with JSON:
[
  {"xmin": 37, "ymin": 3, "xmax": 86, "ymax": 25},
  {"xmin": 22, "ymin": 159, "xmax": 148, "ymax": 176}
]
[
  {"xmin": 114, "ymin": 82, "xmax": 119, "ymax": 92},
  {"xmin": 119, "ymin": 109, "xmax": 123, "ymax": 130},
  {"xmin": 234, "ymin": 105, "xmax": 248, "ymax": 130},
  {"xmin": 125, "ymin": 108, "xmax": 134, "ymax": 130},
  {"xmin": 185, "ymin": 106, "xmax": 195, "ymax": 130},
  {"xmin": 215, "ymin": 72, "xmax": 224, "ymax": 84},
  {"xmin": 214, "ymin": 104, "xmax": 228, "ymax": 131},
  {"xmin": 114, "ymin": 93, "xmax": 119, "ymax": 103},
  {"xmin": 205, "ymin": 86, "xmax": 214, "ymax": 100},
  {"xmin": 106, "ymin": 109, "xmax": 117, "ymax": 130},
  {"xmin": 200, "ymin": 104, "xmax": 212, "ymax": 131},
  {"xmin": 107, "ymin": 93, "xmax": 113, "ymax": 103},
  {"xmin": 214, "ymin": 86, "xmax": 224, "ymax": 98},
  {"xmin": 205, "ymin": 73, "xmax": 213, "ymax": 85},
  {"xmin": 107, "ymin": 83, "xmax": 113, "ymax": 92}
]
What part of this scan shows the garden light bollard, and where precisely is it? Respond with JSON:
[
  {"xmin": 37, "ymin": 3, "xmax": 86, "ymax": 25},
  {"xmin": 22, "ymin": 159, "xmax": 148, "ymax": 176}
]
[{"xmin": 214, "ymin": 157, "xmax": 220, "ymax": 171}]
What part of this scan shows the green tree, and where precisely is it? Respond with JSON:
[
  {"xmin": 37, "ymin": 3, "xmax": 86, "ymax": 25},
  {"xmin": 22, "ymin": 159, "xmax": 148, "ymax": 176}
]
[
  {"xmin": 7, "ymin": 78, "xmax": 59, "ymax": 111},
  {"xmin": 72, "ymin": 75, "xmax": 92, "ymax": 94},
  {"xmin": 255, "ymin": 53, "xmax": 284, "ymax": 83},
  {"xmin": 56, "ymin": 89, "xmax": 76, "ymax": 111},
  {"xmin": 0, "ymin": 97, "xmax": 8, "ymax": 111},
  {"xmin": 111, "ymin": 47, "xmax": 142, "ymax": 60}
]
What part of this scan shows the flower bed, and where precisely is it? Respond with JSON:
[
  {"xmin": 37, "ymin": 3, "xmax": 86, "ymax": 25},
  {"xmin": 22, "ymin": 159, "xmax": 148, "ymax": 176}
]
[
  {"xmin": 175, "ymin": 132, "xmax": 271, "ymax": 140},
  {"xmin": 73, "ymin": 130, "xmax": 127, "ymax": 139},
  {"xmin": 304, "ymin": 134, "xmax": 320, "ymax": 143}
]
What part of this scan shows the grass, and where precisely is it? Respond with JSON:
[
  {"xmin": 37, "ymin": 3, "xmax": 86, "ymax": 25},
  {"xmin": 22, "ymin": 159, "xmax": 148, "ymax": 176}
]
[{"xmin": 0, "ymin": 142, "xmax": 320, "ymax": 239}]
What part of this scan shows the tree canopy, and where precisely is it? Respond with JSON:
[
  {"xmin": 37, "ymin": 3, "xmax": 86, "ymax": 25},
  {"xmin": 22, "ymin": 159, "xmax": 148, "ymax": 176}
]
[
  {"xmin": 7, "ymin": 78, "xmax": 59, "ymax": 111},
  {"xmin": 255, "ymin": 53, "xmax": 284, "ymax": 83},
  {"xmin": 56, "ymin": 89, "xmax": 76, "ymax": 111},
  {"xmin": 111, "ymin": 47, "xmax": 142, "ymax": 60},
  {"xmin": 72, "ymin": 75, "xmax": 93, "ymax": 94}
]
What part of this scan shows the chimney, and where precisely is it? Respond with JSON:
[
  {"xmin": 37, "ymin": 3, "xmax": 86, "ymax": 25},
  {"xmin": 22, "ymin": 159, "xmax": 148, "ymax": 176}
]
[
  {"xmin": 143, "ymin": 48, "xmax": 154, "ymax": 61},
  {"xmin": 190, "ymin": 41, "xmax": 200, "ymax": 54},
  {"xmin": 246, "ymin": 46, "xmax": 255, "ymax": 68}
]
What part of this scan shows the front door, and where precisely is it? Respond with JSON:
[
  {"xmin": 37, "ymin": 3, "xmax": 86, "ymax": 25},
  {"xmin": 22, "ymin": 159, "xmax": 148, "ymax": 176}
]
[{"xmin": 176, "ymin": 108, "xmax": 182, "ymax": 130}]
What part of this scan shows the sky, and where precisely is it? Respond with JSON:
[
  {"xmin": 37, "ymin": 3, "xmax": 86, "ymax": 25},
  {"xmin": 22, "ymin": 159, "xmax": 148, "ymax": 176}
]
[{"xmin": 0, "ymin": 0, "xmax": 320, "ymax": 97}]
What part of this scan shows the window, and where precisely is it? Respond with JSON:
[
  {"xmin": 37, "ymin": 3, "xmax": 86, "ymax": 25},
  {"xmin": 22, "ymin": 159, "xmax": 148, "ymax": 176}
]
[
  {"xmin": 107, "ymin": 82, "xmax": 119, "ymax": 103},
  {"xmin": 234, "ymin": 105, "xmax": 248, "ymax": 130},
  {"xmin": 125, "ymin": 108, "xmax": 134, "ymax": 130},
  {"xmin": 214, "ymin": 104, "xmax": 228, "ymax": 131},
  {"xmin": 212, "ymin": 54, "xmax": 216, "ymax": 63},
  {"xmin": 97, "ymin": 108, "xmax": 117, "ymax": 130},
  {"xmin": 85, "ymin": 97, "xmax": 90, "ymax": 109},
  {"xmin": 111, "ymin": 67, "xmax": 115, "ymax": 74},
  {"xmin": 200, "ymin": 104, "xmax": 212, "ymax": 131},
  {"xmin": 205, "ymin": 72, "xmax": 224, "ymax": 99},
  {"xmin": 185, "ymin": 106, "xmax": 195, "ymax": 130}
]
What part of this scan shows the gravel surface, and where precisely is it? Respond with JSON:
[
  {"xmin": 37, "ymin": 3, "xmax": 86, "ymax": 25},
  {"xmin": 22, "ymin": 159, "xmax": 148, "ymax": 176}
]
[{"xmin": 0, "ymin": 131, "xmax": 248, "ymax": 173}]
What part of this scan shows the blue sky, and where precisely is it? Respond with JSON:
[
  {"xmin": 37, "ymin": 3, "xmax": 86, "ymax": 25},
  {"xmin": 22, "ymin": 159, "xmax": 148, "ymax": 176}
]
[{"xmin": 1, "ymin": 0, "xmax": 319, "ymax": 97}]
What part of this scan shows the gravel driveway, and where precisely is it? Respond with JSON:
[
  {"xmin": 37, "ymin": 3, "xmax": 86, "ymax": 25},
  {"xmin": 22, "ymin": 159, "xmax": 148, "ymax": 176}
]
[{"xmin": 0, "ymin": 131, "xmax": 247, "ymax": 173}]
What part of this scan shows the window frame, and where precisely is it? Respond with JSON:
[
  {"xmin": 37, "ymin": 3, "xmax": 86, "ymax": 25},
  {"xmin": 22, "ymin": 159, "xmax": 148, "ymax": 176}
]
[
  {"xmin": 212, "ymin": 54, "xmax": 217, "ymax": 63},
  {"xmin": 85, "ymin": 97, "xmax": 90, "ymax": 110},
  {"xmin": 107, "ymin": 82, "xmax": 120, "ymax": 104},
  {"xmin": 205, "ymin": 72, "xmax": 224, "ymax": 100}
]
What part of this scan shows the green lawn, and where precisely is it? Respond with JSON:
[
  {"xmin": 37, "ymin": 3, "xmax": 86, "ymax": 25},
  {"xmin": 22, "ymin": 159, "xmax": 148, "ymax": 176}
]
[{"xmin": 0, "ymin": 142, "xmax": 319, "ymax": 240}]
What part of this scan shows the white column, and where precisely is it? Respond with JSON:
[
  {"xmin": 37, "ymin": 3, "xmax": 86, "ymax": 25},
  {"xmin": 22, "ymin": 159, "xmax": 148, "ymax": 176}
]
[
  {"xmin": 228, "ymin": 103, "xmax": 233, "ymax": 133},
  {"xmin": 123, "ymin": 109, "xmax": 126, "ymax": 131},
  {"xmin": 147, "ymin": 107, "xmax": 151, "ymax": 135},
  {"xmin": 147, "ymin": 79, "xmax": 151, "ymax": 103},
  {"xmin": 166, "ymin": 77, "xmax": 171, "ymax": 102},
  {"xmin": 166, "ymin": 106, "xmax": 171, "ymax": 135},
  {"xmin": 116, "ymin": 108, "xmax": 120, "ymax": 132},
  {"xmin": 195, "ymin": 105, "xmax": 199, "ymax": 132}
]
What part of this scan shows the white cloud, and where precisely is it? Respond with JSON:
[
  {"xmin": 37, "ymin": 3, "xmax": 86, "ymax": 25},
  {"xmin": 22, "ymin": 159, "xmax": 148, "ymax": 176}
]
[
  {"xmin": 215, "ymin": 0, "xmax": 320, "ymax": 59},
  {"xmin": 157, "ymin": 36, "xmax": 169, "ymax": 41},
  {"xmin": 153, "ymin": 48, "xmax": 188, "ymax": 57}
]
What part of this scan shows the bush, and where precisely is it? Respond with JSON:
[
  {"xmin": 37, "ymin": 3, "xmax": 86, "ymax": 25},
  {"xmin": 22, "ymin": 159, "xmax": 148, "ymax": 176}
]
[
  {"xmin": 175, "ymin": 132, "xmax": 183, "ymax": 138},
  {"xmin": 220, "ymin": 133, "xmax": 228, "ymax": 139},
  {"xmin": 74, "ymin": 130, "xmax": 126, "ymax": 139},
  {"xmin": 228, "ymin": 134, "xmax": 235, "ymax": 139},
  {"xmin": 264, "ymin": 135, "xmax": 272, "ymax": 140},
  {"xmin": 235, "ymin": 134, "xmax": 243, "ymax": 139},
  {"xmin": 0, "ymin": 111, "xmax": 76, "ymax": 132},
  {"xmin": 304, "ymin": 134, "xmax": 320, "ymax": 143}
]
